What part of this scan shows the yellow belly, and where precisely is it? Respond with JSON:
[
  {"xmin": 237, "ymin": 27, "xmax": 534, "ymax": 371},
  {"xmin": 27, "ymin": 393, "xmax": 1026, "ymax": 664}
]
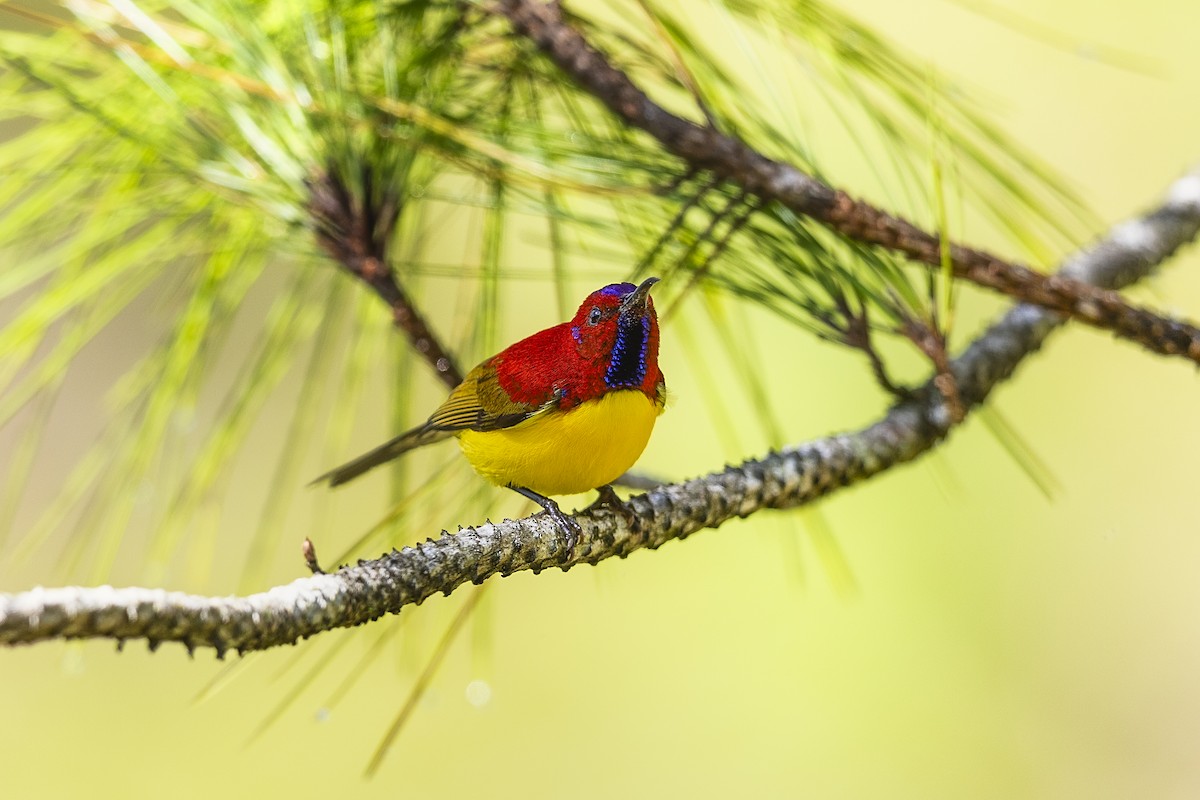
[{"xmin": 458, "ymin": 390, "xmax": 661, "ymax": 496}]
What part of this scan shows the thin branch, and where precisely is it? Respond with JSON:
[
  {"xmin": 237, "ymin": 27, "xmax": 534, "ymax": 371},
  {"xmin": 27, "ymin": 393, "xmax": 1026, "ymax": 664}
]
[
  {"xmin": 834, "ymin": 296, "xmax": 911, "ymax": 399},
  {"xmin": 898, "ymin": 315, "xmax": 964, "ymax": 423},
  {"xmin": 308, "ymin": 167, "xmax": 465, "ymax": 388},
  {"xmin": 2, "ymin": 167, "xmax": 1197, "ymax": 654},
  {"xmin": 494, "ymin": 0, "xmax": 1200, "ymax": 367}
]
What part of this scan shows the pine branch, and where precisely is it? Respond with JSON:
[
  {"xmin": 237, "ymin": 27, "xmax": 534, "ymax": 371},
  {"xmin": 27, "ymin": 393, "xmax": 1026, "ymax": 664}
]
[
  {"xmin": 309, "ymin": 168, "xmax": 465, "ymax": 388},
  {"xmin": 494, "ymin": 0, "xmax": 1200, "ymax": 367},
  {"xmin": 2, "ymin": 167, "xmax": 1197, "ymax": 655}
]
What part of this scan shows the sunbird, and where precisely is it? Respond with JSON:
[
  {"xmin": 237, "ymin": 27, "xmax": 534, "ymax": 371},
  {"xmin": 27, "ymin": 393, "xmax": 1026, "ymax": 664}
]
[{"xmin": 316, "ymin": 277, "xmax": 665, "ymax": 544}]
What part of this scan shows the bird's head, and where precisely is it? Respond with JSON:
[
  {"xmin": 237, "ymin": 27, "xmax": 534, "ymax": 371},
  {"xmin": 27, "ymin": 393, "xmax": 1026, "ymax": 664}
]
[{"xmin": 568, "ymin": 277, "xmax": 661, "ymax": 389}]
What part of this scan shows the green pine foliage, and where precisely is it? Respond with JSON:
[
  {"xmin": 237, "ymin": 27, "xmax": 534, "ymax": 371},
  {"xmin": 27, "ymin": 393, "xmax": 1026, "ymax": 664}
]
[{"xmin": 0, "ymin": 0, "xmax": 1085, "ymax": 583}]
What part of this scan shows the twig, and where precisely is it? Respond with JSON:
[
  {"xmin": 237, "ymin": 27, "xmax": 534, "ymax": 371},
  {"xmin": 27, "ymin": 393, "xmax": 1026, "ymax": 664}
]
[
  {"xmin": 2, "ymin": 166, "xmax": 1197, "ymax": 654},
  {"xmin": 308, "ymin": 167, "xmax": 464, "ymax": 388},
  {"xmin": 894, "ymin": 314, "xmax": 963, "ymax": 422},
  {"xmin": 495, "ymin": 0, "xmax": 1200, "ymax": 367},
  {"xmin": 834, "ymin": 297, "xmax": 911, "ymax": 399},
  {"xmin": 301, "ymin": 538, "xmax": 324, "ymax": 575}
]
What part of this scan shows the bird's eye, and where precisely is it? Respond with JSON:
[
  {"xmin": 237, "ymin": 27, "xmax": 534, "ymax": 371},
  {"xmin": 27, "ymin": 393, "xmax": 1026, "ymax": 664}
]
[{"xmin": 587, "ymin": 306, "xmax": 602, "ymax": 325}]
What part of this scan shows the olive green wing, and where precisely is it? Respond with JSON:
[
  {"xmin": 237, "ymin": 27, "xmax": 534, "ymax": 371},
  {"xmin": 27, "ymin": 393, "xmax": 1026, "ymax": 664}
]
[
  {"xmin": 427, "ymin": 360, "xmax": 553, "ymax": 432},
  {"xmin": 316, "ymin": 361, "xmax": 551, "ymax": 488}
]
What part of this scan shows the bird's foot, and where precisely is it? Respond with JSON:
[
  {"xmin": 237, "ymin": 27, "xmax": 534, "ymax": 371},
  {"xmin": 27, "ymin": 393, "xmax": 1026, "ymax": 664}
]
[
  {"xmin": 508, "ymin": 484, "xmax": 581, "ymax": 558},
  {"xmin": 586, "ymin": 484, "xmax": 639, "ymax": 530},
  {"xmin": 542, "ymin": 501, "xmax": 582, "ymax": 556}
]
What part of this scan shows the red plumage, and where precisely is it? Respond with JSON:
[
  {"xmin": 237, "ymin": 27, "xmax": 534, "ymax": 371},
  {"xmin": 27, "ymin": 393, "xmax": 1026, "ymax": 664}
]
[{"xmin": 490, "ymin": 285, "xmax": 662, "ymax": 410}]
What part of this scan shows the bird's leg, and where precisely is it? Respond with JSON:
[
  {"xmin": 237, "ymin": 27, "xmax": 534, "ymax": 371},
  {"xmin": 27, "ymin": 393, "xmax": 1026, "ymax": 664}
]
[
  {"xmin": 590, "ymin": 484, "xmax": 624, "ymax": 509},
  {"xmin": 586, "ymin": 484, "xmax": 638, "ymax": 529},
  {"xmin": 508, "ymin": 485, "xmax": 581, "ymax": 556}
]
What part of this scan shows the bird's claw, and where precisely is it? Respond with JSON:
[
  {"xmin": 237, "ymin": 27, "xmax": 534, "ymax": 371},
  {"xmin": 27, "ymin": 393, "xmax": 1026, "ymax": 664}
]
[
  {"xmin": 543, "ymin": 503, "xmax": 581, "ymax": 556},
  {"xmin": 507, "ymin": 483, "xmax": 582, "ymax": 559},
  {"xmin": 587, "ymin": 484, "xmax": 638, "ymax": 529}
]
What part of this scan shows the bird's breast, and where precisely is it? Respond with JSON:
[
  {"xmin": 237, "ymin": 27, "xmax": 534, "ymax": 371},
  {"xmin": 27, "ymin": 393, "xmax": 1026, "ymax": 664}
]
[{"xmin": 457, "ymin": 389, "xmax": 662, "ymax": 496}]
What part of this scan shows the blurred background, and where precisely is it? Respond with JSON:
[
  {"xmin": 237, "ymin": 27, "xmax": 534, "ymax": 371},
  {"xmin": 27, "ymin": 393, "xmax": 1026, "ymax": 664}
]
[{"xmin": 2, "ymin": 0, "xmax": 1200, "ymax": 797}]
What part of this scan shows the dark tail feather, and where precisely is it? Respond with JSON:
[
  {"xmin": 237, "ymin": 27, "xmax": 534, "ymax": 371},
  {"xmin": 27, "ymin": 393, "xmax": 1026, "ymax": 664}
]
[{"xmin": 312, "ymin": 425, "xmax": 452, "ymax": 487}]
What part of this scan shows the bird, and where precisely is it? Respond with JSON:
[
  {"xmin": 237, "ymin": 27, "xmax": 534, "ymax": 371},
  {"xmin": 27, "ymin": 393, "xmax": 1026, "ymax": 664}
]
[{"xmin": 315, "ymin": 277, "xmax": 665, "ymax": 548}]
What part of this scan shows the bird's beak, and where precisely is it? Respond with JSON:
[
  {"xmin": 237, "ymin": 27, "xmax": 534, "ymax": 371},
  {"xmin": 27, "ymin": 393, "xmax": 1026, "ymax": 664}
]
[{"xmin": 620, "ymin": 277, "xmax": 659, "ymax": 317}]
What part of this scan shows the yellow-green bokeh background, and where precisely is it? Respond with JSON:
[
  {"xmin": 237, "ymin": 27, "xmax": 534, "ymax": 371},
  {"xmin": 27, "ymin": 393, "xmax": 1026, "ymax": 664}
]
[{"xmin": 4, "ymin": 1, "xmax": 1200, "ymax": 797}]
